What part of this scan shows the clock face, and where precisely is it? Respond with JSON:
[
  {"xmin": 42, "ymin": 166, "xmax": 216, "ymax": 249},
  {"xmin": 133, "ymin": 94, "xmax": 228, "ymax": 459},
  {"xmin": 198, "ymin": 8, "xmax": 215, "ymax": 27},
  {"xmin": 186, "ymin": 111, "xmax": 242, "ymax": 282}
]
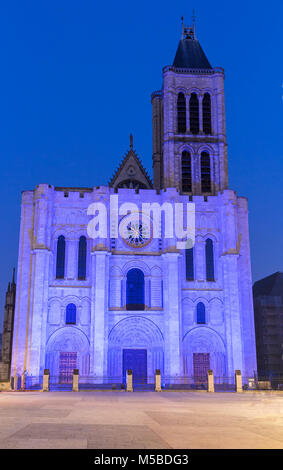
[{"xmin": 120, "ymin": 213, "xmax": 152, "ymax": 248}]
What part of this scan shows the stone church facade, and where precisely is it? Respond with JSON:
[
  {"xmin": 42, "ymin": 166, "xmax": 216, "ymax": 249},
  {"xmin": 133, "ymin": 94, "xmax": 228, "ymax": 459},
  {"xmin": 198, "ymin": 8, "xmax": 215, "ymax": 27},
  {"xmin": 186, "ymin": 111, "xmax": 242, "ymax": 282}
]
[{"xmin": 11, "ymin": 24, "xmax": 257, "ymax": 384}]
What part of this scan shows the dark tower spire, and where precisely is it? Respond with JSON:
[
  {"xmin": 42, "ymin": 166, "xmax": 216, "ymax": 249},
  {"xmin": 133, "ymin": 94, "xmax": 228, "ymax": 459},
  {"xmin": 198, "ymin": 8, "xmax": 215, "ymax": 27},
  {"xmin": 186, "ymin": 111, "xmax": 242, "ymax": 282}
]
[{"xmin": 173, "ymin": 16, "xmax": 211, "ymax": 69}]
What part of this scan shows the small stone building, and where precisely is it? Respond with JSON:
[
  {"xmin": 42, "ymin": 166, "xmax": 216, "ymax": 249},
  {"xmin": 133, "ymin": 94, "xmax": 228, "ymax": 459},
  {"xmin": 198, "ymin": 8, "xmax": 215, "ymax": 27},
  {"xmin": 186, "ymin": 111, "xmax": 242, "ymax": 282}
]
[{"xmin": 253, "ymin": 272, "xmax": 283, "ymax": 378}]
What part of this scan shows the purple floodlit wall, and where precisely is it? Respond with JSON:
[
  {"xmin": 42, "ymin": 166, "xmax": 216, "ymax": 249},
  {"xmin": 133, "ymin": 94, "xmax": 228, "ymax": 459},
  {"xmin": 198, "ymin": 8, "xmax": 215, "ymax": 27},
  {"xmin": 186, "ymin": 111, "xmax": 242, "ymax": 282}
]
[
  {"xmin": 10, "ymin": 37, "xmax": 257, "ymax": 383},
  {"xmin": 10, "ymin": 186, "xmax": 257, "ymax": 381}
]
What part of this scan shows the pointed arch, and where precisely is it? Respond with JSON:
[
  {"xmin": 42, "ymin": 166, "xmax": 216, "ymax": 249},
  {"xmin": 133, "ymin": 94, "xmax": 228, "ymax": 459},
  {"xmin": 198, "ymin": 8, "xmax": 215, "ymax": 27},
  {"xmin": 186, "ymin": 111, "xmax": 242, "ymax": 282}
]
[
  {"xmin": 56, "ymin": 235, "xmax": 65, "ymax": 279},
  {"xmin": 181, "ymin": 150, "xmax": 192, "ymax": 193},
  {"xmin": 185, "ymin": 245, "xmax": 194, "ymax": 281},
  {"xmin": 202, "ymin": 93, "xmax": 212, "ymax": 134},
  {"xmin": 177, "ymin": 92, "xmax": 186, "ymax": 133},
  {"xmin": 201, "ymin": 151, "xmax": 211, "ymax": 193},
  {"xmin": 205, "ymin": 238, "xmax": 215, "ymax": 281},
  {"xmin": 189, "ymin": 93, "xmax": 199, "ymax": 134},
  {"xmin": 78, "ymin": 236, "xmax": 87, "ymax": 280}
]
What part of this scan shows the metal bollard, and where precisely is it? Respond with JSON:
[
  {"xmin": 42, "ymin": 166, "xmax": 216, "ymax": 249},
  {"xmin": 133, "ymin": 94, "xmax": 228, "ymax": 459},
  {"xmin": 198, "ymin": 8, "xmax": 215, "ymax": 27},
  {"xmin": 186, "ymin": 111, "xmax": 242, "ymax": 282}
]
[
  {"xmin": 72, "ymin": 369, "xmax": 79, "ymax": 392},
  {"xmin": 207, "ymin": 369, "xmax": 214, "ymax": 392},
  {"xmin": 235, "ymin": 370, "xmax": 243, "ymax": 392},
  {"xmin": 43, "ymin": 369, "xmax": 50, "ymax": 392},
  {"xmin": 155, "ymin": 369, "xmax": 161, "ymax": 392},
  {"xmin": 126, "ymin": 369, "xmax": 133, "ymax": 392}
]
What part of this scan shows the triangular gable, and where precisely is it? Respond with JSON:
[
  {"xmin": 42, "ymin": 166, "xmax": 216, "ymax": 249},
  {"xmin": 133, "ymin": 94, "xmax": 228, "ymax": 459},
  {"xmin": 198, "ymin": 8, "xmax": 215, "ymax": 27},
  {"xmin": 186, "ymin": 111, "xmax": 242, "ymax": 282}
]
[{"xmin": 109, "ymin": 135, "xmax": 153, "ymax": 190}]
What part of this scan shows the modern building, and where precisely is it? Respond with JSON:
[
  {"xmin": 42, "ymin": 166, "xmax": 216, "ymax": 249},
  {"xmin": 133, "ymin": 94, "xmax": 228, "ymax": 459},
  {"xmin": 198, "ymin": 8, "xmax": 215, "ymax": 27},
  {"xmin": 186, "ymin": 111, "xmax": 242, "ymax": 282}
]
[
  {"xmin": 253, "ymin": 272, "xmax": 283, "ymax": 378},
  {"xmin": 0, "ymin": 270, "xmax": 16, "ymax": 381},
  {"xmin": 11, "ymin": 22, "xmax": 257, "ymax": 385}
]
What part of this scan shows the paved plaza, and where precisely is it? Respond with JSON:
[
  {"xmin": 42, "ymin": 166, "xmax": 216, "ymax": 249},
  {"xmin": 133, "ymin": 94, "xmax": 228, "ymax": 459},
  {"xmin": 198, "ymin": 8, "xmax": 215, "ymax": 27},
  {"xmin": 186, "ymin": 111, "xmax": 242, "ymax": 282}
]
[{"xmin": 0, "ymin": 391, "xmax": 283, "ymax": 449}]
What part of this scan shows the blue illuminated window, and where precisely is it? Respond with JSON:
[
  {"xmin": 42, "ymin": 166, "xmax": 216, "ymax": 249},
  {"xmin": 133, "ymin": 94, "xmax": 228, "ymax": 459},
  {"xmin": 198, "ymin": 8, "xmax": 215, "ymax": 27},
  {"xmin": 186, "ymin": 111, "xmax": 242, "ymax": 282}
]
[
  {"xmin": 182, "ymin": 151, "xmax": 192, "ymax": 193},
  {"xmin": 205, "ymin": 238, "xmax": 215, "ymax": 281},
  {"xmin": 56, "ymin": 235, "xmax": 65, "ymax": 279},
  {"xmin": 177, "ymin": 92, "xmax": 186, "ymax": 133},
  {"xmin": 78, "ymin": 236, "xmax": 87, "ymax": 280},
  {"xmin": 126, "ymin": 268, "xmax": 145, "ymax": 311},
  {"xmin": 197, "ymin": 302, "xmax": 206, "ymax": 324},
  {"xmin": 189, "ymin": 93, "xmax": 199, "ymax": 134},
  {"xmin": 185, "ymin": 246, "xmax": 194, "ymax": 281},
  {"xmin": 66, "ymin": 303, "xmax": 76, "ymax": 324},
  {"xmin": 201, "ymin": 152, "xmax": 211, "ymax": 193},
  {"xmin": 202, "ymin": 93, "xmax": 212, "ymax": 134}
]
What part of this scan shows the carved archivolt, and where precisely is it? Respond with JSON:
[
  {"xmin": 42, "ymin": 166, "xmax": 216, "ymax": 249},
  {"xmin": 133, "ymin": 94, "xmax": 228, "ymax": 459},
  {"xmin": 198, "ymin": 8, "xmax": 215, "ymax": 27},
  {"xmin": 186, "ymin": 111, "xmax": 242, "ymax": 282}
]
[
  {"xmin": 46, "ymin": 326, "xmax": 90, "ymax": 353},
  {"xmin": 183, "ymin": 326, "xmax": 225, "ymax": 353},
  {"xmin": 109, "ymin": 316, "xmax": 164, "ymax": 347}
]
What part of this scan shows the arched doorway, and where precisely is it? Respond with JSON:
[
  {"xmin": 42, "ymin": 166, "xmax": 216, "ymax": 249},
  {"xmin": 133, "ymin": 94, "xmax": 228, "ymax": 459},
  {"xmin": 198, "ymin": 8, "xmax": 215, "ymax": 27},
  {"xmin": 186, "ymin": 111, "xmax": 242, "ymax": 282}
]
[
  {"xmin": 108, "ymin": 317, "xmax": 164, "ymax": 385},
  {"xmin": 183, "ymin": 327, "xmax": 226, "ymax": 378},
  {"xmin": 45, "ymin": 327, "xmax": 90, "ymax": 383}
]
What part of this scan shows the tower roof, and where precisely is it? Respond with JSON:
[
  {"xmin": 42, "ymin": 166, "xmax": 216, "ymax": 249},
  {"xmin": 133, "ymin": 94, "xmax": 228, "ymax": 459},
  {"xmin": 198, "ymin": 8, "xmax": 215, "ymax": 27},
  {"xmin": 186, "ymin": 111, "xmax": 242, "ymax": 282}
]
[
  {"xmin": 173, "ymin": 18, "xmax": 212, "ymax": 69},
  {"xmin": 173, "ymin": 37, "xmax": 212, "ymax": 69}
]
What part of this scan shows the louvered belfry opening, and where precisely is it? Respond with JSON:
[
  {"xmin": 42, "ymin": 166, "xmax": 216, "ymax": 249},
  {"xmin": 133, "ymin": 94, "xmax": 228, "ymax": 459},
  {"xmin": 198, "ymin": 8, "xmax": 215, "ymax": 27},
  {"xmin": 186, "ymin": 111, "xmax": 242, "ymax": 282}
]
[
  {"xmin": 177, "ymin": 92, "xmax": 186, "ymax": 133},
  {"xmin": 181, "ymin": 150, "xmax": 192, "ymax": 193},
  {"xmin": 201, "ymin": 151, "xmax": 211, "ymax": 193},
  {"xmin": 202, "ymin": 93, "xmax": 212, "ymax": 135}
]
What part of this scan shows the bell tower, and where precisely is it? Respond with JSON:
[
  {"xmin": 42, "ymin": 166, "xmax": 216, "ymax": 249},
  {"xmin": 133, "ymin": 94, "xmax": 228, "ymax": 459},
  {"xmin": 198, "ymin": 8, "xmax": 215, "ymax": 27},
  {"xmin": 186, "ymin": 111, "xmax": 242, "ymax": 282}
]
[{"xmin": 152, "ymin": 19, "xmax": 228, "ymax": 194}]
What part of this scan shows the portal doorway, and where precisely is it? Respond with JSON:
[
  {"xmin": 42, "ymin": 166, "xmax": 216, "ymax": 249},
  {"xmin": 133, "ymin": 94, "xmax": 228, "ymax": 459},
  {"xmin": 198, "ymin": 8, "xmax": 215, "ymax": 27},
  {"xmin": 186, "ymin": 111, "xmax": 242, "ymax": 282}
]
[
  {"xmin": 193, "ymin": 352, "xmax": 210, "ymax": 383},
  {"xmin": 123, "ymin": 349, "xmax": 147, "ymax": 385},
  {"xmin": 59, "ymin": 352, "xmax": 77, "ymax": 383}
]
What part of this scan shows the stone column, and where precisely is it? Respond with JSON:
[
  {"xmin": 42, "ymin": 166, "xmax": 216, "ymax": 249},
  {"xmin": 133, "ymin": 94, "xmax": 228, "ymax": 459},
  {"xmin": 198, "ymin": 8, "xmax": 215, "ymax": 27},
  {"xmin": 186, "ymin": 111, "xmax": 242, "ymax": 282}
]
[
  {"xmin": 92, "ymin": 250, "xmax": 109, "ymax": 380},
  {"xmin": 221, "ymin": 193, "xmax": 244, "ymax": 376},
  {"xmin": 195, "ymin": 238, "xmax": 205, "ymax": 281},
  {"xmin": 28, "ymin": 248, "xmax": 50, "ymax": 376},
  {"xmin": 162, "ymin": 252, "xmax": 181, "ymax": 378},
  {"xmin": 66, "ymin": 239, "xmax": 77, "ymax": 280},
  {"xmin": 199, "ymin": 94, "xmax": 203, "ymax": 133},
  {"xmin": 222, "ymin": 253, "xmax": 243, "ymax": 375}
]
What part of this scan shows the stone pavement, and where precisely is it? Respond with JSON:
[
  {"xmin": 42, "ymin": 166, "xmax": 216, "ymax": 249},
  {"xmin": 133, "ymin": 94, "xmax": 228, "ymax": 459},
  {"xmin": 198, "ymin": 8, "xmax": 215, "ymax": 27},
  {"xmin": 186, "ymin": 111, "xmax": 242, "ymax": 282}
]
[{"xmin": 0, "ymin": 391, "xmax": 283, "ymax": 449}]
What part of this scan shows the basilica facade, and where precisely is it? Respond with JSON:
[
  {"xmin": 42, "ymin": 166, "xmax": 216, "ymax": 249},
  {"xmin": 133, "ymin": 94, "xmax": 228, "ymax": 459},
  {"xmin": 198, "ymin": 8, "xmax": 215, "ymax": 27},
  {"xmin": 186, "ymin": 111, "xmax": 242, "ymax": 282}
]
[{"xmin": 11, "ymin": 24, "xmax": 257, "ymax": 384}]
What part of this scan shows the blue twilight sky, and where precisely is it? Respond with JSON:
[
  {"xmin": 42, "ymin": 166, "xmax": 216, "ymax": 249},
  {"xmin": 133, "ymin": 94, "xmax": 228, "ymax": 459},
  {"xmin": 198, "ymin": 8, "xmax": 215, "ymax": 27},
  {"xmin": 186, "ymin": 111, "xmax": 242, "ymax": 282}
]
[{"xmin": 0, "ymin": 1, "xmax": 282, "ymax": 330}]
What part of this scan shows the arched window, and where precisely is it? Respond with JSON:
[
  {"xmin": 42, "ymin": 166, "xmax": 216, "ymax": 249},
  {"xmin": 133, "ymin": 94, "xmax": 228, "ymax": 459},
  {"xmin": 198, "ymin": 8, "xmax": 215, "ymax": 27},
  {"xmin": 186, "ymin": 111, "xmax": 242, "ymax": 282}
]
[
  {"xmin": 56, "ymin": 235, "xmax": 65, "ymax": 279},
  {"xmin": 177, "ymin": 92, "xmax": 186, "ymax": 133},
  {"xmin": 126, "ymin": 268, "xmax": 145, "ymax": 311},
  {"xmin": 205, "ymin": 238, "xmax": 215, "ymax": 281},
  {"xmin": 189, "ymin": 93, "xmax": 199, "ymax": 134},
  {"xmin": 202, "ymin": 93, "xmax": 212, "ymax": 134},
  {"xmin": 197, "ymin": 302, "xmax": 206, "ymax": 324},
  {"xmin": 66, "ymin": 303, "xmax": 76, "ymax": 324},
  {"xmin": 185, "ymin": 244, "xmax": 194, "ymax": 281},
  {"xmin": 201, "ymin": 151, "xmax": 211, "ymax": 193},
  {"xmin": 78, "ymin": 236, "xmax": 87, "ymax": 280},
  {"xmin": 181, "ymin": 151, "xmax": 192, "ymax": 193}
]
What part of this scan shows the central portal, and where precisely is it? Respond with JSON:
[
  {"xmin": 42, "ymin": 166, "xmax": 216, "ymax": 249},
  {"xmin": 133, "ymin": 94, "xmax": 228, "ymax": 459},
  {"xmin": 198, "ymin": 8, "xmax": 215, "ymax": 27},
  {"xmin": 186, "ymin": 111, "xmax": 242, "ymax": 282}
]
[
  {"xmin": 123, "ymin": 349, "xmax": 147, "ymax": 385},
  {"xmin": 59, "ymin": 352, "xmax": 77, "ymax": 383}
]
